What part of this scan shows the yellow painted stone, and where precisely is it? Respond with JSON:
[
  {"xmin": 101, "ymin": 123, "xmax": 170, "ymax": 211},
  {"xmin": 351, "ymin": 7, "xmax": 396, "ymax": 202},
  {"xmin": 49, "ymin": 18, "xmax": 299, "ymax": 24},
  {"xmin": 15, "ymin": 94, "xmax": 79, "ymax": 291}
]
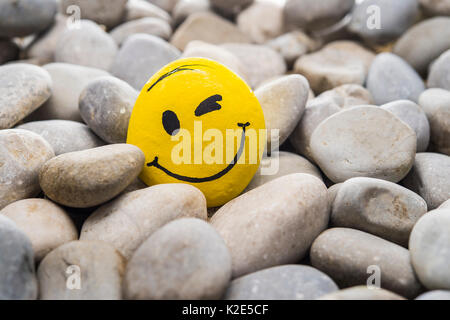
[{"xmin": 127, "ymin": 58, "xmax": 266, "ymax": 207}]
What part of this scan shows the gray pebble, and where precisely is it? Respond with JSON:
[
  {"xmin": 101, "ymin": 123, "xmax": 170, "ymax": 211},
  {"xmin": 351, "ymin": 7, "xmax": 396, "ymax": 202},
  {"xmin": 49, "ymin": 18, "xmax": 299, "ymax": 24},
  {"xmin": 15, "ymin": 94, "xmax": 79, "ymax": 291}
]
[
  {"xmin": 428, "ymin": 49, "xmax": 450, "ymax": 91},
  {"xmin": 110, "ymin": 17, "xmax": 172, "ymax": 45},
  {"xmin": 318, "ymin": 84, "xmax": 374, "ymax": 109}
]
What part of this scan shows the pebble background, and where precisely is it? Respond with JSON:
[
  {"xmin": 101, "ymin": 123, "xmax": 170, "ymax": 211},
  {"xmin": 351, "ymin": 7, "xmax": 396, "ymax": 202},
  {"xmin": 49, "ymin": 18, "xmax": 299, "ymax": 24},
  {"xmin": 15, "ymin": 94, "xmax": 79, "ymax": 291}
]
[{"xmin": 0, "ymin": 0, "xmax": 449, "ymax": 300}]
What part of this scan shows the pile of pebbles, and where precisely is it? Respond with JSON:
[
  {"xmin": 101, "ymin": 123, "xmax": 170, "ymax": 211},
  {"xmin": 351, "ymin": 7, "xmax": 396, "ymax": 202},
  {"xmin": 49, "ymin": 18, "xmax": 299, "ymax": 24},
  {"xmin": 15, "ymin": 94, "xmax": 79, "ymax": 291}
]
[{"xmin": 0, "ymin": 0, "xmax": 449, "ymax": 300}]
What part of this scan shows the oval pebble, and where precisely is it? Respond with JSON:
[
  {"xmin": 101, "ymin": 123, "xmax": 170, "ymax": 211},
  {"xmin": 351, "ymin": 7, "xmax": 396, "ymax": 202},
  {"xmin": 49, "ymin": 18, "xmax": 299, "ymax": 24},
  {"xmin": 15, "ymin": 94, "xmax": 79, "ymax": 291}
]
[
  {"xmin": 79, "ymin": 76, "xmax": 138, "ymax": 143},
  {"xmin": 428, "ymin": 49, "xmax": 450, "ymax": 91},
  {"xmin": 37, "ymin": 240, "xmax": 125, "ymax": 300},
  {"xmin": 0, "ymin": 63, "xmax": 52, "ymax": 129},
  {"xmin": 110, "ymin": 17, "xmax": 172, "ymax": 45},
  {"xmin": 310, "ymin": 228, "xmax": 422, "ymax": 298},
  {"xmin": 318, "ymin": 84, "xmax": 374, "ymax": 109},
  {"xmin": 310, "ymin": 105, "xmax": 417, "ymax": 183},
  {"xmin": 39, "ymin": 144, "xmax": 145, "ymax": 208},
  {"xmin": 124, "ymin": 218, "xmax": 231, "ymax": 299},
  {"xmin": 211, "ymin": 173, "xmax": 329, "ymax": 278},
  {"xmin": 0, "ymin": 129, "xmax": 54, "ymax": 209},
  {"xmin": 0, "ymin": 199, "xmax": 77, "ymax": 261},
  {"xmin": 319, "ymin": 286, "xmax": 405, "ymax": 300},
  {"xmin": 409, "ymin": 209, "xmax": 450, "ymax": 290},
  {"xmin": 125, "ymin": 0, "xmax": 172, "ymax": 23},
  {"xmin": 80, "ymin": 184, "xmax": 207, "ymax": 259},
  {"xmin": 331, "ymin": 177, "xmax": 427, "ymax": 246},
  {"xmin": 224, "ymin": 265, "xmax": 338, "ymax": 300}
]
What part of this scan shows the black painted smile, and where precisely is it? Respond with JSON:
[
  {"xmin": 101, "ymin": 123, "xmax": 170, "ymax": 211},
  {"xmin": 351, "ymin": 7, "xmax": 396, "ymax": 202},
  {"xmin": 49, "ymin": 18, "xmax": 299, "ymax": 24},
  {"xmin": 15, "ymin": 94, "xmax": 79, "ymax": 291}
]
[{"xmin": 146, "ymin": 122, "xmax": 250, "ymax": 183}]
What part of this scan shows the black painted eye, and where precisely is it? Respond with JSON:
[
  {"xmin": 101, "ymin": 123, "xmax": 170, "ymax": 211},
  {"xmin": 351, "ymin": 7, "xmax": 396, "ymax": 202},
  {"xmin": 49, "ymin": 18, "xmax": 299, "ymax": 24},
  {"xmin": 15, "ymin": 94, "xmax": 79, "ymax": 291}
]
[
  {"xmin": 162, "ymin": 110, "xmax": 180, "ymax": 136},
  {"xmin": 195, "ymin": 94, "xmax": 222, "ymax": 117}
]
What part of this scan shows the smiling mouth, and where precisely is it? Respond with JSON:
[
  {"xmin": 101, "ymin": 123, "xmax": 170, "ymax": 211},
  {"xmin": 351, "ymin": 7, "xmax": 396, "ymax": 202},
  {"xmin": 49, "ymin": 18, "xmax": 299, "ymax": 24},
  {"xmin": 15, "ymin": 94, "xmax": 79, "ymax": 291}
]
[{"xmin": 146, "ymin": 122, "xmax": 250, "ymax": 183}]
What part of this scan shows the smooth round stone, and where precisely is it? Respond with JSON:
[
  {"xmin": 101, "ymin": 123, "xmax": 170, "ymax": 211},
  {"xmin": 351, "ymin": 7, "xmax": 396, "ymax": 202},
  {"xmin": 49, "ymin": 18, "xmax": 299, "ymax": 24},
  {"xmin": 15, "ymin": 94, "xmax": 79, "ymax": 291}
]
[
  {"xmin": 172, "ymin": 0, "xmax": 210, "ymax": 26},
  {"xmin": 27, "ymin": 63, "xmax": 109, "ymax": 122},
  {"xmin": 125, "ymin": 0, "xmax": 172, "ymax": 23},
  {"xmin": 246, "ymin": 151, "xmax": 322, "ymax": 192},
  {"xmin": 110, "ymin": 17, "xmax": 172, "ymax": 45},
  {"xmin": 61, "ymin": 0, "xmax": 128, "ymax": 29},
  {"xmin": 0, "ymin": 64, "xmax": 52, "ymax": 129},
  {"xmin": 348, "ymin": 0, "xmax": 419, "ymax": 43},
  {"xmin": 294, "ymin": 41, "xmax": 375, "ymax": 93},
  {"xmin": 170, "ymin": 12, "xmax": 249, "ymax": 50},
  {"xmin": 318, "ymin": 84, "xmax": 374, "ymax": 109},
  {"xmin": 210, "ymin": 0, "xmax": 253, "ymax": 17},
  {"xmin": 393, "ymin": 17, "xmax": 450, "ymax": 74},
  {"xmin": 225, "ymin": 265, "xmax": 338, "ymax": 300},
  {"xmin": 428, "ymin": 49, "xmax": 450, "ymax": 91},
  {"xmin": 80, "ymin": 184, "xmax": 207, "ymax": 259},
  {"xmin": 409, "ymin": 209, "xmax": 450, "ymax": 290},
  {"xmin": 181, "ymin": 41, "xmax": 248, "ymax": 81},
  {"xmin": 415, "ymin": 290, "xmax": 450, "ymax": 300},
  {"xmin": 55, "ymin": 20, "xmax": 118, "ymax": 71},
  {"xmin": 284, "ymin": 0, "xmax": 354, "ymax": 30},
  {"xmin": 0, "ymin": 215, "xmax": 37, "ymax": 300},
  {"xmin": 148, "ymin": 0, "xmax": 179, "ymax": 12},
  {"xmin": 310, "ymin": 228, "xmax": 422, "ymax": 298},
  {"xmin": 17, "ymin": 120, "xmax": 105, "ymax": 155},
  {"xmin": 79, "ymin": 76, "xmax": 138, "ymax": 143},
  {"xmin": 37, "ymin": 241, "xmax": 125, "ymax": 300},
  {"xmin": 124, "ymin": 218, "xmax": 231, "ymax": 299},
  {"xmin": 0, "ymin": 38, "xmax": 19, "ymax": 64},
  {"xmin": 266, "ymin": 30, "xmax": 320, "ymax": 67},
  {"xmin": 331, "ymin": 177, "xmax": 427, "ymax": 246},
  {"xmin": 418, "ymin": 88, "xmax": 450, "ymax": 155},
  {"xmin": 289, "ymin": 96, "xmax": 341, "ymax": 160},
  {"xmin": 381, "ymin": 100, "xmax": 430, "ymax": 152},
  {"xmin": 111, "ymin": 34, "xmax": 180, "ymax": 90},
  {"xmin": 0, "ymin": 0, "xmax": 57, "ymax": 38},
  {"xmin": 0, "ymin": 129, "xmax": 54, "ymax": 210},
  {"xmin": 221, "ymin": 43, "xmax": 286, "ymax": 88},
  {"xmin": 367, "ymin": 53, "xmax": 425, "ymax": 105},
  {"xmin": 420, "ymin": 0, "xmax": 450, "ymax": 16},
  {"xmin": 0, "ymin": 199, "xmax": 77, "ymax": 262},
  {"xmin": 255, "ymin": 75, "xmax": 309, "ymax": 149},
  {"xmin": 211, "ymin": 173, "xmax": 329, "ymax": 278},
  {"xmin": 39, "ymin": 144, "xmax": 145, "ymax": 208},
  {"xmin": 319, "ymin": 286, "xmax": 405, "ymax": 300},
  {"xmin": 236, "ymin": 2, "xmax": 284, "ymax": 44},
  {"xmin": 311, "ymin": 106, "xmax": 416, "ymax": 183},
  {"xmin": 402, "ymin": 153, "xmax": 450, "ymax": 210},
  {"xmin": 439, "ymin": 199, "xmax": 450, "ymax": 209}
]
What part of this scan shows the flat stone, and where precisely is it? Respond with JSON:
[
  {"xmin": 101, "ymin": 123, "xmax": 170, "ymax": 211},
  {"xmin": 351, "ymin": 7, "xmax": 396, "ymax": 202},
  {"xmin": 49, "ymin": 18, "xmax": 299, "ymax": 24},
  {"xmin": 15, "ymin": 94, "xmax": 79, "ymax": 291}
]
[
  {"xmin": 428, "ymin": 49, "xmax": 450, "ymax": 91},
  {"xmin": 310, "ymin": 228, "xmax": 422, "ymax": 298},
  {"xmin": 55, "ymin": 20, "xmax": 118, "ymax": 71},
  {"xmin": 415, "ymin": 290, "xmax": 450, "ymax": 300},
  {"xmin": 125, "ymin": 0, "xmax": 172, "ymax": 23},
  {"xmin": 26, "ymin": 63, "xmax": 109, "ymax": 122},
  {"xmin": 402, "ymin": 153, "xmax": 450, "ymax": 210},
  {"xmin": 110, "ymin": 17, "xmax": 172, "ymax": 45},
  {"xmin": 172, "ymin": 0, "xmax": 210, "ymax": 26},
  {"xmin": 37, "ymin": 240, "xmax": 125, "ymax": 299},
  {"xmin": 318, "ymin": 84, "xmax": 374, "ymax": 109},
  {"xmin": 255, "ymin": 74, "xmax": 309, "ymax": 149},
  {"xmin": 418, "ymin": 88, "xmax": 450, "ymax": 155},
  {"xmin": 0, "ymin": 39, "xmax": 19, "ymax": 65},
  {"xmin": 39, "ymin": 144, "xmax": 145, "ymax": 208},
  {"xmin": 367, "ymin": 53, "xmax": 425, "ymax": 105},
  {"xmin": 393, "ymin": 17, "xmax": 450, "ymax": 74},
  {"xmin": 124, "ymin": 218, "xmax": 231, "ymax": 299},
  {"xmin": 170, "ymin": 12, "xmax": 249, "ymax": 50},
  {"xmin": 79, "ymin": 76, "xmax": 138, "ymax": 143},
  {"xmin": 80, "ymin": 184, "xmax": 207, "ymax": 259},
  {"xmin": 0, "ymin": 0, "xmax": 57, "ymax": 37},
  {"xmin": 310, "ymin": 106, "xmax": 416, "ymax": 183},
  {"xmin": 409, "ymin": 209, "xmax": 450, "ymax": 290},
  {"xmin": 17, "ymin": 120, "xmax": 105, "ymax": 155},
  {"xmin": 319, "ymin": 286, "xmax": 405, "ymax": 300},
  {"xmin": 294, "ymin": 41, "xmax": 375, "ymax": 93},
  {"xmin": 420, "ymin": 0, "xmax": 450, "ymax": 16},
  {"xmin": 0, "ymin": 198, "xmax": 77, "ymax": 261},
  {"xmin": 0, "ymin": 215, "xmax": 37, "ymax": 300},
  {"xmin": 0, "ymin": 129, "xmax": 54, "ymax": 210},
  {"xmin": 0, "ymin": 63, "xmax": 52, "ymax": 129},
  {"xmin": 61, "ymin": 0, "xmax": 128, "ymax": 29},
  {"xmin": 221, "ymin": 43, "xmax": 286, "ymax": 88},
  {"xmin": 225, "ymin": 265, "xmax": 338, "ymax": 300},
  {"xmin": 331, "ymin": 177, "xmax": 427, "ymax": 246},
  {"xmin": 211, "ymin": 173, "xmax": 329, "ymax": 278},
  {"xmin": 111, "ymin": 34, "xmax": 180, "ymax": 90},
  {"xmin": 381, "ymin": 100, "xmax": 430, "ymax": 152}
]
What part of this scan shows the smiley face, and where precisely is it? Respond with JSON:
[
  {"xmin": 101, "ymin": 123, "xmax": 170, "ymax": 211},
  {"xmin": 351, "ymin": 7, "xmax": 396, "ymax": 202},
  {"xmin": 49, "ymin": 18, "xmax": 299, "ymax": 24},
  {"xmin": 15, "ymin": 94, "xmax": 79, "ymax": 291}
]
[{"xmin": 127, "ymin": 58, "xmax": 265, "ymax": 207}]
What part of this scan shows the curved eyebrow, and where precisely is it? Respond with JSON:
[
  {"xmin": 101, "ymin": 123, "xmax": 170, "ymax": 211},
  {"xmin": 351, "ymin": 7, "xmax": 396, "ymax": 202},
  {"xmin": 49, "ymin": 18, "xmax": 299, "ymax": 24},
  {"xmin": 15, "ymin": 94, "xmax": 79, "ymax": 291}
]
[
  {"xmin": 195, "ymin": 95, "xmax": 222, "ymax": 116},
  {"xmin": 147, "ymin": 64, "xmax": 209, "ymax": 92}
]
